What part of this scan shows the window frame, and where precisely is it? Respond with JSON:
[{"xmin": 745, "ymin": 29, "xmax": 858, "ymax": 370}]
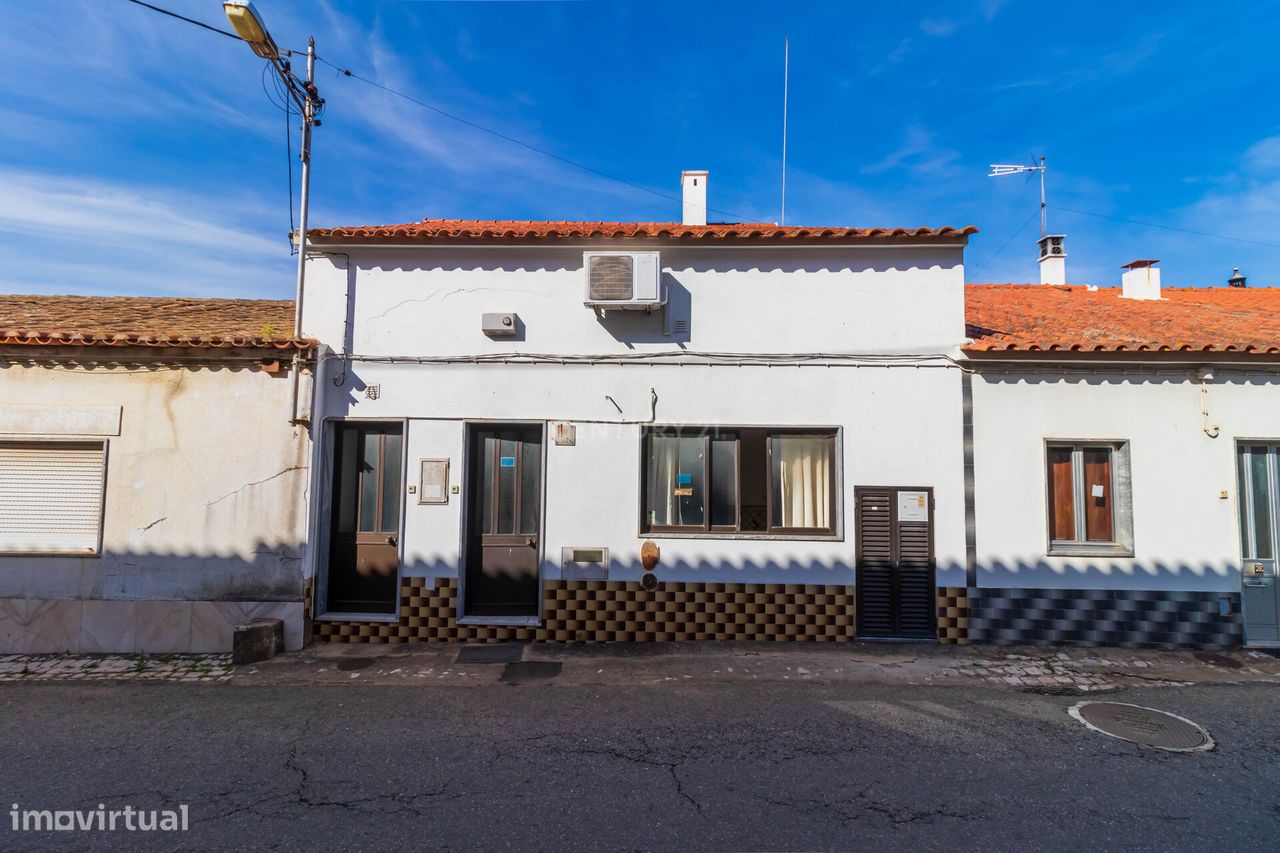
[
  {"xmin": 639, "ymin": 426, "xmax": 841, "ymax": 540},
  {"xmin": 1044, "ymin": 439, "xmax": 1133, "ymax": 557},
  {"xmin": 0, "ymin": 438, "xmax": 109, "ymax": 557}
]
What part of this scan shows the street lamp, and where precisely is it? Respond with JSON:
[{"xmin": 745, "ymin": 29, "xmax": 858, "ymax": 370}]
[
  {"xmin": 224, "ymin": 1, "xmax": 321, "ymax": 425},
  {"xmin": 222, "ymin": 2, "xmax": 278, "ymax": 59}
]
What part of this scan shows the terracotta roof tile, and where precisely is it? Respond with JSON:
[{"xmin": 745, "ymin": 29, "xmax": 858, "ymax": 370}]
[
  {"xmin": 309, "ymin": 218, "xmax": 978, "ymax": 243},
  {"xmin": 965, "ymin": 284, "xmax": 1280, "ymax": 354},
  {"xmin": 0, "ymin": 295, "xmax": 313, "ymax": 350}
]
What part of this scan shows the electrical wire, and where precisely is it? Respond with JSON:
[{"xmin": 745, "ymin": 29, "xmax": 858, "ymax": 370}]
[
  {"xmin": 313, "ymin": 55, "xmax": 753, "ymax": 222},
  {"xmin": 969, "ymin": 208, "xmax": 1038, "ymax": 279},
  {"xmin": 122, "ymin": 0, "xmax": 242, "ymax": 41},
  {"xmin": 1052, "ymin": 205, "xmax": 1280, "ymax": 250}
]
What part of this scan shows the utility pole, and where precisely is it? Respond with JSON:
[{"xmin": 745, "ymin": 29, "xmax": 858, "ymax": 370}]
[
  {"xmin": 224, "ymin": 3, "xmax": 323, "ymax": 424},
  {"xmin": 288, "ymin": 37, "xmax": 317, "ymax": 425}
]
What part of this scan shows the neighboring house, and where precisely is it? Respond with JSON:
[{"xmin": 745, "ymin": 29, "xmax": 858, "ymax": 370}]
[
  {"xmin": 965, "ymin": 272, "xmax": 1280, "ymax": 648},
  {"xmin": 0, "ymin": 296, "xmax": 314, "ymax": 653},
  {"xmin": 299, "ymin": 173, "xmax": 979, "ymax": 643}
]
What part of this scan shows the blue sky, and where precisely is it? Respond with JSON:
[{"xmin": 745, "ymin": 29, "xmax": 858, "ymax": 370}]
[{"xmin": 3, "ymin": 0, "xmax": 1278, "ymax": 298}]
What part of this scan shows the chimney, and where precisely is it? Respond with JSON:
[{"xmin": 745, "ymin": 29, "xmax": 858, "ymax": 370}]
[
  {"xmin": 1037, "ymin": 234, "xmax": 1067, "ymax": 284},
  {"xmin": 681, "ymin": 170, "xmax": 708, "ymax": 226},
  {"xmin": 1121, "ymin": 259, "xmax": 1162, "ymax": 300},
  {"xmin": 1228, "ymin": 267, "xmax": 1247, "ymax": 288}
]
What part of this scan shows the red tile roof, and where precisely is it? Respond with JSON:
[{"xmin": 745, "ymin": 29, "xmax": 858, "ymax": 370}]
[
  {"xmin": 965, "ymin": 284, "xmax": 1280, "ymax": 354},
  {"xmin": 309, "ymin": 219, "xmax": 978, "ymax": 243},
  {"xmin": 0, "ymin": 296, "xmax": 313, "ymax": 350}
]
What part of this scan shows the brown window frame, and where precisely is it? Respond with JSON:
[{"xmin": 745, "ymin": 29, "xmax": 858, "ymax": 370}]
[{"xmin": 640, "ymin": 426, "xmax": 838, "ymax": 538}]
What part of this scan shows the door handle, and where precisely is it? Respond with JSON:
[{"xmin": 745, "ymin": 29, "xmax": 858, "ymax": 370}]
[{"xmin": 385, "ymin": 535, "xmax": 398, "ymax": 547}]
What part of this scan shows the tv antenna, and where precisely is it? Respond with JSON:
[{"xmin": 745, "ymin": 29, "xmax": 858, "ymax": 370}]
[
  {"xmin": 989, "ymin": 156, "xmax": 1047, "ymax": 237},
  {"xmin": 780, "ymin": 36, "xmax": 790, "ymax": 226}
]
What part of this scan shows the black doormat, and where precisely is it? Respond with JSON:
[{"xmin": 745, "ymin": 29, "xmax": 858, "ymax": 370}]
[
  {"xmin": 500, "ymin": 661, "xmax": 562, "ymax": 683},
  {"xmin": 455, "ymin": 644, "xmax": 525, "ymax": 664}
]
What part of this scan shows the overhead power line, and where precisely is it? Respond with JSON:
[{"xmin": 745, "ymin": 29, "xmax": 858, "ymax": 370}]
[
  {"xmin": 313, "ymin": 56, "xmax": 752, "ymax": 222},
  {"xmin": 123, "ymin": 0, "xmax": 242, "ymax": 41},
  {"xmin": 1052, "ymin": 205, "xmax": 1280, "ymax": 250}
]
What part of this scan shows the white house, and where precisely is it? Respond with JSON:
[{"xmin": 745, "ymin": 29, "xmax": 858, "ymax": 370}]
[
  {"xmin": 0, "ymin": 296, "xmax": 313, "ymax": 653},
  {"xmin": 965, "ymin": 264, "xmax": 1280, "ymax": 648},
  {"xmin": 299, "ymin": 176, "xmax": 978, "ymax": 643}
]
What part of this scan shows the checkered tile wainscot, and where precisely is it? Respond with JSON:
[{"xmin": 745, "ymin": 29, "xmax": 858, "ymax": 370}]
[
  {"xmin": 312, "ymin": 578, "xmax": 858, "ymax": 644},
  {"xmin": 936, "ymin": 587, "xmax": 969, "ymax": 644}
]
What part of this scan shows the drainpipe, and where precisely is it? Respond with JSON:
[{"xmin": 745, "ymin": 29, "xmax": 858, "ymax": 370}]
[{"xmin": 1198, "ymin": 367, "xmax": 1221, "ymax": 439}]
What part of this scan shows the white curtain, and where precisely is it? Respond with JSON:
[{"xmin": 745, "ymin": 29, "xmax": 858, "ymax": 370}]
[
  {"xmin": 648, "ymin": 436, "xmax": 679, "ymax": 526},
  {"xmin": 774, "ymin": 437, "xmax": 831, "ymax": 528}
]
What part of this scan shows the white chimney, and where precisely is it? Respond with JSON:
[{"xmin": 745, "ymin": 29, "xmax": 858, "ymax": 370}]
[
  {"xmin": 1121, "ymin": 259, "xmax": 1162, "ymax": 300},
  {"xmin": 681, "ymin": 170, "xmax": 708, "ymax": 226},
  {"xmin": 1038, "ymin": 234, "xmax": 1067, "ymax": 284}
]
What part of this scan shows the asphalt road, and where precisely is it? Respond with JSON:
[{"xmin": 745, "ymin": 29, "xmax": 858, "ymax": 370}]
[{"xmin": 1, "ymin": 678, "xmax": 1277, "ymax": 852}]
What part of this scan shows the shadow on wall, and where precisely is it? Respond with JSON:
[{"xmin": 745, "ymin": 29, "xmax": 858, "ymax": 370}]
[
  {"xmin": 976, "ymin": 557, "xmax": 1240, "ymax": 591},
  {"xmin": 394, "ymin": 555, "xmax": 971, "ymax": 587},
  {"xmin": 593, "ymin": 273, "xmax": 691, "ymax": 346},
  {"xmin": 978, "ymin": 369, "xmax": 1280, "ymax": 389},
  {"xmin": 0, "ymin": 542, "xmax": 307, "ymax": 602}
]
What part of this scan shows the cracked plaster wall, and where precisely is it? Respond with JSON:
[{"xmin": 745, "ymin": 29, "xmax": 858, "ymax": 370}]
[{"xmin": 0, "ymin": 360, "xmax": 309, "ymax": 602}]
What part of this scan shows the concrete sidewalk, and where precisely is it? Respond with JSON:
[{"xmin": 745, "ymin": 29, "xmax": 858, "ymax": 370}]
[{"xmin": 231, "ymin": 641, "xmax": 1280, "ymax": 693}]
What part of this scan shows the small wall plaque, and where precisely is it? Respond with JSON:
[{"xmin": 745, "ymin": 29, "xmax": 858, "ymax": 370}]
[{"xmin": 419, "ymin": 459, "xmax": 450, "ymax": 504}]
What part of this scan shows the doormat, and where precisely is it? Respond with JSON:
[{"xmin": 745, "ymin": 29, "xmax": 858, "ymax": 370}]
[
  {"xmin": 456, "ymin": 644, "xmax": 525, "ymax": 664},
  {"xmin": 500, "ymin": 661, "xmax": 562, "ymax": 683}
]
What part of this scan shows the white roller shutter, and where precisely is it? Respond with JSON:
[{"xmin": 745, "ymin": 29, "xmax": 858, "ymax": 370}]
[{"xmin": 0, "ymin": 441, "xmax": 106, "ymax": 553}]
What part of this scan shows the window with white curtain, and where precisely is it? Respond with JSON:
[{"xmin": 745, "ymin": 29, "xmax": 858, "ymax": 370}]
[{"xmin": 642, "ymin": 427, "xmax": 838, "ymax": 536}]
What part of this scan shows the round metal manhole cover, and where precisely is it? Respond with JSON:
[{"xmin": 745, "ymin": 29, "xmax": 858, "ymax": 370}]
[{"xmin": 1069, "ymin": 702, "xmax": 1213, "ymax": 752}]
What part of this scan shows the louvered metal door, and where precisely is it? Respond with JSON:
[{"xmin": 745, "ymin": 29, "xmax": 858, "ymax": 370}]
[
  {"xmin": 0, "ymin": 441, "xmax": 106, "ymax": 554},
  {"xmin": 855, "ymin": 486, "xmax": 936, "ymax": 639}
]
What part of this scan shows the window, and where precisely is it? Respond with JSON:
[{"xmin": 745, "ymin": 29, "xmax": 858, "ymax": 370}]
[
  {"xmin": 642, "ymin": 427, "xmax": 838, "ymax": 536},
  {"xmin": 1045, "ymin": 441, "xmax": 1132, "ymax": 554},
  {"xmin": 0, "ymin": 441, "xmax": 107, "ymax": 555}
]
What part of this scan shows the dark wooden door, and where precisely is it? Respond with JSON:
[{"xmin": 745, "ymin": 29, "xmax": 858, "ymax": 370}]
[
  {"xmin": 465, "ymin": 426, "xmax": 542, "ymax": 617},
  {"xmin": 855, "ymin": 486, "xmax": 936, "ymax": 639},
  {"xmin": 327, "ymin": 423, "xmax": 402, "ymax": 614}
]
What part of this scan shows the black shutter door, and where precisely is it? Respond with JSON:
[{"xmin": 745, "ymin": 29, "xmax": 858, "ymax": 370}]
[
  {"xmin": 856, "ymin": 490, "xmax": 895, "ymax": 637},
  {"xmin": 856, "ymin": 487, "xmax": 936, "ymax": 639}
]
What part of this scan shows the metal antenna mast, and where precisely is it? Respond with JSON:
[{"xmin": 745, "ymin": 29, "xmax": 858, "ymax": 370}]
[
  {"xmin": 989, "ymin": 156, "xmax": 1047, "ymax": 237},
  {"xmin": 780, "ymin": 36, "xmax": 789, "ymax": 226}
]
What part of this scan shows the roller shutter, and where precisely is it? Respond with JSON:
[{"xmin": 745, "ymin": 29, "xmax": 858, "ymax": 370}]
[{"xmin": 0, "ymin": 441, "xmax": 106, "ymax": 553}]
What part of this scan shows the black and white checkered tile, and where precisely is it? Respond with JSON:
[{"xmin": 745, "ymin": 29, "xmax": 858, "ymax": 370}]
[{"xmin": 967, "ymin": 587, "xmax": 1242, "ymax": 649}]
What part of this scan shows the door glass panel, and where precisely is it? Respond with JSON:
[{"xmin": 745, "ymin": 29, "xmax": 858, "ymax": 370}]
[
  {"xmin": 1082, "ymin": 447, "xmax": 1114, "ymax": 542},
  {"xmin": 335, "ymin": 427, "xmax": 358, "ymax": 534},
  {"xmin": 710, "ymin": 436, "xmax": 737, "ymax": 527},
  {"xmin": 497, "ymin": 437, "xmax": 517, "ymax": 534},
  {"xmin": 380, "ymin": 431, "xmax": 402, "ymax": 533},
  {"xmin": 480, "ymin": 436, "xmax": 495, "ymax": 535},
  {"xmin": 519, "ymin": 437, "xmax": 541, "ymax": 535},
  {"xmin": 358, "ymin": 431, "xmax": 379, "ymax": 532},
  {"xmin": 1248, "ymin": 448, "xmax": 1273, "ymax": 559}
]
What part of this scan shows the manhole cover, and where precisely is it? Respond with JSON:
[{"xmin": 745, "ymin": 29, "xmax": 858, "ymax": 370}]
[
  {"xmin": 1069, "ymin": 702, "xmax": 1213, "ymax": 752},
  {"xmin": 335, "ymin": 657, "xmax": 377, "ymax": 671},
  {"xmin": 500, "ymin": 661, "xmax": 562, "ymax": 683}
]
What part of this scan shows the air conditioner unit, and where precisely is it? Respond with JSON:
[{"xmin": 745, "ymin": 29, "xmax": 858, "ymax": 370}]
[{"xmin": 583, "ymin": 251, "xmax": 664, "ymax": 312}]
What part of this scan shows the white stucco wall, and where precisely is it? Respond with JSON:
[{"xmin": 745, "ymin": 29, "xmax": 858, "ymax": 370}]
[
  {"xmin": 0, "ymin": 358, "xmax": 310, "ymax": 602},
  {"xmin": 302, "ymin": 242, "xmax": 970, "ymax": 602},
  {"xmin": 971, "ymin": 365, "xmax": 1280, "ymax": 592}
]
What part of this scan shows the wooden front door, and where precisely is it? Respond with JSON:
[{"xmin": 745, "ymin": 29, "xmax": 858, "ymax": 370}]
[
  {"xmin": 855, "ymin": 486, "xmax": 936, "ymax": 639},
  {"xmin": 327, "ymin": 423, "xmax": 402, "ymax": 615},
  {"xmin": 465, "ymin": 425, "xmax": 542, "ymax": 617}
]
